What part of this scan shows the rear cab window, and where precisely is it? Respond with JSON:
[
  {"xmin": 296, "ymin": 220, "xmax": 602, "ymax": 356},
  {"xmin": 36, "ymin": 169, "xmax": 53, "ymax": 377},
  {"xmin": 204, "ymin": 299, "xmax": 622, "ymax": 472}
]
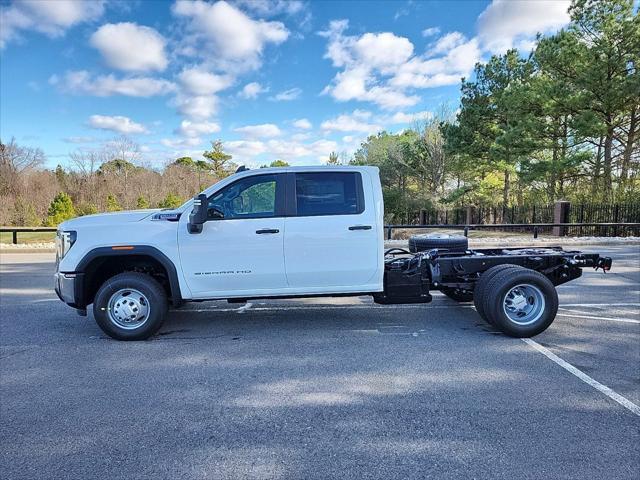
[{"xmin": 294, "ymin": 172, "xmax": 364, "ymax": 216}]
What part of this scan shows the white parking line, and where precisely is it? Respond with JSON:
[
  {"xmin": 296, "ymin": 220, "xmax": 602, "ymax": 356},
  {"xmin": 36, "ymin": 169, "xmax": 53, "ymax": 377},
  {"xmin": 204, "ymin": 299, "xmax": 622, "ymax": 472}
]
[
  {"xmin": 557, "ymin": 313, "xmax": 640, "ymax": 324},
  {"xmin": 235, "ymin": 302, "xmax": 253, "ymax": 313},
  {"xmin": 559, "ymin": 303, "xmax": 640, "ymax": 307},
  {"xmin": 522, "ymin": 338, "xmax": 640, "ymax": 417}
]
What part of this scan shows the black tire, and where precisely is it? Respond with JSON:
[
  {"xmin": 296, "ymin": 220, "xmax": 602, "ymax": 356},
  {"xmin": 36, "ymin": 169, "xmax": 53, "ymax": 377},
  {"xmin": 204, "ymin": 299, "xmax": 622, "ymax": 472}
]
[
  {"xmin": 474, "ymin": 264, "xmax": 525, "ymax": 324},
  {"xmin": 441, "ymin": 287, "xmax": 474, "ymax": 302},
  {"xmin": 481, "ymin": 268, "xmax": 558, "ymax": 338},
  {"xmin": 408, "ymin": 233, "xmax": 468, "ymax": 253},
  {"xmin": 93, "ymin": 272, "xmax": 168, "ymax": 341}
]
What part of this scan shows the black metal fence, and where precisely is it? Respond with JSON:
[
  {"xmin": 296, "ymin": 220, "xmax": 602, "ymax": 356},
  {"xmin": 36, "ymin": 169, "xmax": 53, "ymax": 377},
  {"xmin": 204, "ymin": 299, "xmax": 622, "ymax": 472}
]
[
  {"xmin": 0, "ymin": 227, "xmax": 56, "ymax": 245},
  {"xmin": 384, "ymin": 223, "xmax": 640, "ymax": 240},
  {"xmin": 405, "ymin": 202, "xmax": 640, "ymax": 237}
]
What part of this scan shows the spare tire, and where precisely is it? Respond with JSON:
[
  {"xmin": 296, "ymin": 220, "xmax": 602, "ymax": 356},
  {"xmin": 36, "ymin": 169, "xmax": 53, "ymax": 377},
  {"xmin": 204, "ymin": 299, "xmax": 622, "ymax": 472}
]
[{"xmin": 408, "ymin": 233, "xmax": 468, "ymax": 253}]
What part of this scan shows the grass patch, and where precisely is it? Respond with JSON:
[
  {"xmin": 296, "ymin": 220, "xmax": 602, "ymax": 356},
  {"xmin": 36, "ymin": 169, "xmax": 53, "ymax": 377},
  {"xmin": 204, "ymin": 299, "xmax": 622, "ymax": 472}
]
[{"xmin": 0, "ymin": 231, "xmax": 56, "ymax": 244}]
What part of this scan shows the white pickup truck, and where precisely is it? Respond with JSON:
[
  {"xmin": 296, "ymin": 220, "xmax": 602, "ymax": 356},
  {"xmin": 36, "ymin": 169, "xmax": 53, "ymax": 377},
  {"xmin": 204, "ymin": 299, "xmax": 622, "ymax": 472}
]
[{"xmin": 54, "ymin": 165, "xmax": 612, "ymax": 340}]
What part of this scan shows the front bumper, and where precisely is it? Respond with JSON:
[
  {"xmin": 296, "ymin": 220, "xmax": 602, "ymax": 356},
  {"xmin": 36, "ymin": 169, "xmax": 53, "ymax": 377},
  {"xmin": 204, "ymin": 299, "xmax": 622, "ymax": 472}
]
[{"xmin": 54, "ymin": 272, "xmax": 82, "ymax": 308}]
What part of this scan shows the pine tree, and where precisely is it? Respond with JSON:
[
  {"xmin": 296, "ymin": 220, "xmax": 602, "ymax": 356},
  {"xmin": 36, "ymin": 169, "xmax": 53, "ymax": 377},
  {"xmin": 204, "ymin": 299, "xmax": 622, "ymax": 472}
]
[
  {"xmin": 158, "ymin": 193, "xmax": 182, "ymax": 209},
  {"xmin": 203, "ymin": 140, "xmax": 236, "ymax": 178},
  {"xmin": 106, "ymin": 194, "xmax": 122, "ymax": 212},
  {"xmin": 45, "ymin": 192, "xmax": 76, "ymax": 226},
  {"xmin": 136, "ymin": 195, "xmax": 150, "ymax": 209},
  {"xmin": 76, "ymin": 203, "xmax": 98, "ymax": 216}
]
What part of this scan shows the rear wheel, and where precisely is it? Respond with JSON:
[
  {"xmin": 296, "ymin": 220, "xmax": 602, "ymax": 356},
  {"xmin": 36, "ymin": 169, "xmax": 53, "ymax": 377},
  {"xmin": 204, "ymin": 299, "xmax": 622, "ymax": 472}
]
[
  {"xmin": 93, "ymin": 272, "xmax": 168, "ymax": 341},
  {"xmin": 441, "ymin": 287, "xmax": 474, "ymax": 302},
  {"xmin": 481, "ymin": 268, "xmax": 558, "ymax": 337},
  {"xmin": 473, "ymin": 264, "xmax": 525, "ymax": 324}
]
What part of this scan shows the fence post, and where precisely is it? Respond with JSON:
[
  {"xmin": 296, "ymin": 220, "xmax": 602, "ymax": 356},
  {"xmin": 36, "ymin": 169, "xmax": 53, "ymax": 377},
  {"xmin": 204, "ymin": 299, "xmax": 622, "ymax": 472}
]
[
  {"xmin": 419, "ymin": 209, "xmax": 427, "ymax": 225},
  {"xmin": 553, "ymin": 200, "xmax": 570, "ymax": 237},
  {"xmin": 13, "ymin": 231, "xmax": 18, "ymax": 245},
  {"xmin": 465, "ymin": 206, "xmax": 475, "ymax": 225},
  {"xmin": 387, "ymin": 226, "xmax": 392, "ymax": 240}
]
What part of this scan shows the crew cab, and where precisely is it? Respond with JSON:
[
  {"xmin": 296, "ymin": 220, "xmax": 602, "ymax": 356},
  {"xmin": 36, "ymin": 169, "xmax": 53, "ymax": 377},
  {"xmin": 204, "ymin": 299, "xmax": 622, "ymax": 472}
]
[{"xmin": 54, "ymin": 166, "xmax": 612, "ymax": 340}]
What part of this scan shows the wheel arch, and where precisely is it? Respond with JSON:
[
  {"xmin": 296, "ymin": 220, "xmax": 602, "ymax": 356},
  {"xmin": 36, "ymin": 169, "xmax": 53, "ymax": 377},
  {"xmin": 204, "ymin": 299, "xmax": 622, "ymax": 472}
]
[{"xmin": 75, "ymin": 246, "xmax": 183, "ymax": 308}]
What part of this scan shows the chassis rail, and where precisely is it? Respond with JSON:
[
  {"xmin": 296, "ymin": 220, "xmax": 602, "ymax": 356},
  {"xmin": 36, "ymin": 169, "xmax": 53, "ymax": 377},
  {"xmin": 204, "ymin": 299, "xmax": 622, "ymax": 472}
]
[{"xmin": 374, "ymin": 246, "xmax": 612, "ymax": 305}]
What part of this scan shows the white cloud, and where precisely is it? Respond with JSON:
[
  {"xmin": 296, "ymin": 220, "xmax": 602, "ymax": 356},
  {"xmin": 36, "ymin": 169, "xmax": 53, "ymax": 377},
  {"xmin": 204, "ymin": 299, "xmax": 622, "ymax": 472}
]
[
  {"xmin": 234, "ymin": 123, "xmax": 282, "ymax": 138},
  {"xmin": 63, "ymin": 136, "xmax": 96, "ymax": 144},
  {"xmin": 234, "ymin": 0, "xmax": 305, "ymax": 17},
  {"xmin": 178, "ymin": 68, "xmax": 233, "ymax": 96},
  {"xmin": 477, "ymin": 0, "xmax": 571, "ymax": 53},
  {"xmin": 319, "ymin": 20, "xmax": 486, "ymax": 108},
  {"xmin": 176, "ymin": 120, "xmax": 221, "ymax": 138},
  {"xmin": 430, "ymin": 31, "xmax": 467, "ymax": 55},
  {"xmin": 228, "ymin": 138, "xmax": 340, "ymax": 165},
  {"xmin": 88, "ymin": 115, "xmax": 148, "ymax": 134},
  {"xmin": 225, "ymin": 140, "xmax": 268, "ymax": 158},
  {"xmin": 172, "ymin": 0, "xmax": 289, "ymax": 73},
  {"xmin": 321, "ymin": 111, "xmax": 382, "ymax": 133},
  {"xmin": 270, "ymin": 87, "xmax": 302, "ymax": 101},
  {"xmin": 389, "ymin": 36, "xmax": 481, "ymax": 89},
  {"xmin": 1, "ymin": 0, "xmax": 105, "ymax": 48},
  {"xmin": 161, "ymin": 137, "xmax": 203, "ymax": 148},
  {"xmin": 239, "ymin": 82, "xmax": 267, "ymax": 99},
  {"xmin": 173, "ymin": 94, "xmax": 219, "ymax": 121},
  {"xmin": 293, "ymin": 118, "xmax": 312, "ymax": 130},
  {"xmin": 171, "ymin": 67, "xmax": 233, "ymax": 123},
  {"xmin": 422, "ymin": 27, "xmax": 440, "ymax": 37},
  {"xmin": 50, "ymin": 71, "xmax": 175, "ymax": 97},
  {"xmin": 354, "ymin": 32, "xmax": 414, "ymax": 71},
  {"xmin": 319, "ymin": 21, "xmax": 425, "ymax": 109},
  {"xmin": 90, "ymin": 23, "xmax": 168, "ymax": 72},
  {"xmin": 388, "ymin": 110, "xmax": 434, "ymax": 124}
]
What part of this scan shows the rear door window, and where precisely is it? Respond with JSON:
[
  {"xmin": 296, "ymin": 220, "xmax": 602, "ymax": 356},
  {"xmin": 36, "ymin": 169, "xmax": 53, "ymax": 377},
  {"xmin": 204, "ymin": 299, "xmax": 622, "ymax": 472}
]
[{"xmin": 294, "ymin": 172, "xmax": 364, "ymax": 216}]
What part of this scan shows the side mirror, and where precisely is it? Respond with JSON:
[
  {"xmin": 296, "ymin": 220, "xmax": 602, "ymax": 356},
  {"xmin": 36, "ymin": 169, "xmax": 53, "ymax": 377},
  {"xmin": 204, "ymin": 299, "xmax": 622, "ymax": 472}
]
[{"xmin": 188, "ymin": 193, "xmax": 208, "ymax": 234}]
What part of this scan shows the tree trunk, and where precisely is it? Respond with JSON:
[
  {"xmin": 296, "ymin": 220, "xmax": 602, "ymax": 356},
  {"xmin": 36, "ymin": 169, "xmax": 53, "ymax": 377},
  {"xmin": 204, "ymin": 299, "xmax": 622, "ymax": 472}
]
[
  {"xmin": 549, "ymin": 141, "xmax": 558, "ymax": 201},
  {"xmin": 602, "ymin": 120, "xmax": 614, "ymax": 195},
  {"xmin": 619, "ymin": 105, "xmax": 638, "ymax": 188},
  {"xmin": 502, "ymin": 169, "xmax": 510, "ymax": 206},
  {"xmin": 591, "ymin": 137, "xmax": 603, "ymax": 197},
  {"xmin": 559, "ymin": 117, "xmax": 568, "ymax": 199}
]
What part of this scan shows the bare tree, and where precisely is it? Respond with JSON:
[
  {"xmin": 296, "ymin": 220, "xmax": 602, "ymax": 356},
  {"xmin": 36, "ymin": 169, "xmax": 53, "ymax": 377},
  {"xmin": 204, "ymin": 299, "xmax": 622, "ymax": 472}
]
[{"xmin": 0, "ymin": 137, "xmax": 45, "ymax": 195}]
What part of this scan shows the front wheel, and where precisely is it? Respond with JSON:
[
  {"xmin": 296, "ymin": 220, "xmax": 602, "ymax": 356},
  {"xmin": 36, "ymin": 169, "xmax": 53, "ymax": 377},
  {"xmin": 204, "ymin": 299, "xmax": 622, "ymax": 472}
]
[
  {"xmin": 93, "ymin": 272, "xmax": 168, "ymax": 340},
  {"xmin": 481, "ymin": 268, "xmax": 558, "ymax": 338}
]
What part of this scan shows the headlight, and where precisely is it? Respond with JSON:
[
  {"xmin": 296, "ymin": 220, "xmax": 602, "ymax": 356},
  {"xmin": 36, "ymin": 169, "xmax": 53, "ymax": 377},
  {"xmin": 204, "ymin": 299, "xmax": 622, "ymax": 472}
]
[{"xmin": 56, "ymin": 230, "xmax": 77, "ymax": 261}]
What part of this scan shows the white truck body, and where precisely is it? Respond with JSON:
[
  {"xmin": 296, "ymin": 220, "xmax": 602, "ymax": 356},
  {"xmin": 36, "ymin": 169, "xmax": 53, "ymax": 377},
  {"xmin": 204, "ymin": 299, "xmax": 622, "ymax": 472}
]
[
  {"xmin": 54, "ymin": 164, "xmax": 611, "ymax": 341},
  {"xmin": 57, "ymin": 166, "xmax": 384, "ymax": 301}
]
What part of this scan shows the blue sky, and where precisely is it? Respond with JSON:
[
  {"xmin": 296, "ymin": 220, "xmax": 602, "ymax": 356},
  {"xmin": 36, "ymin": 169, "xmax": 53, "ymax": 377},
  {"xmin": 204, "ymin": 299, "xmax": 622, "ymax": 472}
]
[{"xmin": 0, "ymin": 0, "xmax": 574, "ymax": 169}]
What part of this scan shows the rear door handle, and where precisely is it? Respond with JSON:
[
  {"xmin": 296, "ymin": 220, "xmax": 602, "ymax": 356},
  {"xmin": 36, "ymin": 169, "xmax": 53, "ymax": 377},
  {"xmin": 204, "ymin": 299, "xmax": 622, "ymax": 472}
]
[
  {"xmin": 256, "ymin": 228, "xmax": 280, "ymax": 234},
  {"xmin": 348, "ymin": 225, "xmax": 372, "ymax": 230}
]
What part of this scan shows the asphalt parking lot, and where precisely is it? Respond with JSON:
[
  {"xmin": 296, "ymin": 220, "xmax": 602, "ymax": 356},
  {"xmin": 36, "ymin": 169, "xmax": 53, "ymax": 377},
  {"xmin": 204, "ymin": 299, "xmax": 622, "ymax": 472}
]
[{"xmin": 1, "ymin": 246, "xmax": 639, "ymax": 479}]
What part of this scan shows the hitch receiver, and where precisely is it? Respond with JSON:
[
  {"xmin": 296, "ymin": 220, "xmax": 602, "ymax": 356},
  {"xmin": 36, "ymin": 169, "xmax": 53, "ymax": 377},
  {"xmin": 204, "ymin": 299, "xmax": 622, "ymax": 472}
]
[{"xmin": 595, "ymin": 256, "xmax": 613, "ymax": 272}]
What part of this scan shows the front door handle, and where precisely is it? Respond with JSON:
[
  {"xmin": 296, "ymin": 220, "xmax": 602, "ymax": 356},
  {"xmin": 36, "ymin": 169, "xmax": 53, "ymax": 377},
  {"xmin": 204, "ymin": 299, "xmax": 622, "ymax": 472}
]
[
  {"xmin": 348, "ymin": 225, "xmax": 372, "ymax": 230},
  {"xmin": 256, "ymin": 228, "xmax": 280, "ymax": 234}
]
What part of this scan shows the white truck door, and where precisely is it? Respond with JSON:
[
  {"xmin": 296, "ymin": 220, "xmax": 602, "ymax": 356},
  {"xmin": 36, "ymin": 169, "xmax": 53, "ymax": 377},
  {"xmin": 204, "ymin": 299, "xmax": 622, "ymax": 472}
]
[
  {"xmin": 178, "ymin": 173, "xmax": 287, "ymax": 298},
  {"xmin": 283, "ymin": 170, "xmax": 381, "ymax": 291}
]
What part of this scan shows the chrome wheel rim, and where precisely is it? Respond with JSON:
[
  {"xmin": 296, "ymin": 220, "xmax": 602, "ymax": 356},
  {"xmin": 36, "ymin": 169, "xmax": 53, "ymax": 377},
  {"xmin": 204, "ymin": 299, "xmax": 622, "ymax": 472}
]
[
  {"xmin": 502, "ymin": 284, "xmax": 545, "ymax": 326},
  {"xmin": 107, "ymin": 288, "xmax": 150, "ymax": 330}
]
